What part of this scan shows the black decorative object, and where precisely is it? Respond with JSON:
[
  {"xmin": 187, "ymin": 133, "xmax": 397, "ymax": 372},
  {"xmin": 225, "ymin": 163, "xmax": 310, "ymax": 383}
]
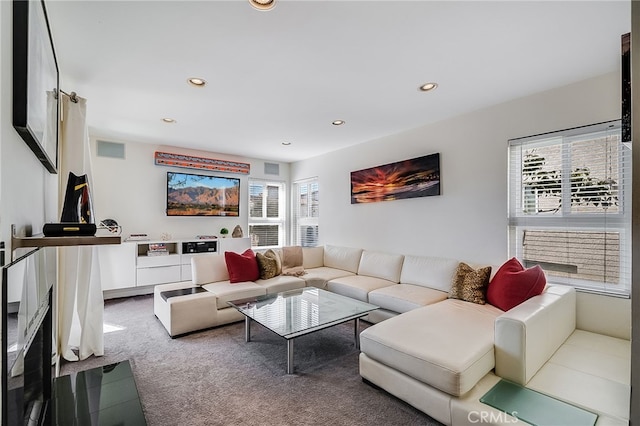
[
  {"xmin": 12, "ymin": 0, "xmax": 60, "ymax": 173},
  {"xmin": 60, "ymin": 172, "xmax": 94, "ymax": 224},
  {"xmin": 43, "ymin": 223, "xmax": 96, "ymax": 237}
]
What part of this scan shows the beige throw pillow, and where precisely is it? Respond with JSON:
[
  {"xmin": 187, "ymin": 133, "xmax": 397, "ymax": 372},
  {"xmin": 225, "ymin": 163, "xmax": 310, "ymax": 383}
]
[
  {"xmin": 448, "ymin": 262, "xmax": 492, "ymax": 305},
  {"xmin": 281, "ymin": 246, "xmax": 306, "ymax": 277}
]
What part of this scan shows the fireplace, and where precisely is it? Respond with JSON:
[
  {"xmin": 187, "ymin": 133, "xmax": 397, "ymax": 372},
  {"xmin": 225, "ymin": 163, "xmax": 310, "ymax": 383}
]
[{"xmin": 2, "ymin": 247, "xmax": 55, "ymax": 425}]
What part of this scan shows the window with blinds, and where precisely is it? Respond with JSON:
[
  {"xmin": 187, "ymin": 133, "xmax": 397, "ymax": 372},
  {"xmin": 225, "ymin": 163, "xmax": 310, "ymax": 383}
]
[
  {"xmin": 293, "ymin": 178, "xmax": 319, "ymax": 247},
  {"xmin": 508, "ymin": 120, "xmax": 631, "ymax": 296},
  {"xmin": 248, "ymin": 180, "xmax": 286, "ymax": 248}
]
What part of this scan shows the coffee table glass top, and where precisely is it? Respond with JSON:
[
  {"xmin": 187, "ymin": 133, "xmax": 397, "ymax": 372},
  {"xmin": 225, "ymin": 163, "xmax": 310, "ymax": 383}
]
[{"xmin": 227, "ymin": 287, "xmax": 377, "ymax": 339}]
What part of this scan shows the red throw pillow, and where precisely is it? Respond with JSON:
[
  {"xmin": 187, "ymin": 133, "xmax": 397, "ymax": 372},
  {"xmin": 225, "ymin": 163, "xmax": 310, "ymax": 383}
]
[
  {"xmin": 487, "ymin": 257, "xmax": 546, "ymax": 311},
  {"xmin": 224, "ymin": 249, "xmax": 259, "ymax": 283}
]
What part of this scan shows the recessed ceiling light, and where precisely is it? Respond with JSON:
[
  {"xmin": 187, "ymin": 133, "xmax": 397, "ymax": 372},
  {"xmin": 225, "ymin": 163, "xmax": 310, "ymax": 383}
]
[
  {"xmin": 282, "ymin": 141, "xmax": 291, "ymax": 146},
  {"xmin": 332, "ymin": 120, "xmax": 345, "ymax": 126},
  {"xmin": 161, "ymin": 118, "xmax": 176, "ymax": 123},
  {"xmin": 249, "ymin": 0, "xmax": 276, "ymax": 11},
  {"xmin": 187, "ymin": 78, "xmax": 206, "ymax": 87},
  {"xmin": 419, "ymin": 82, "xmax": 438, "ymax": 92}
]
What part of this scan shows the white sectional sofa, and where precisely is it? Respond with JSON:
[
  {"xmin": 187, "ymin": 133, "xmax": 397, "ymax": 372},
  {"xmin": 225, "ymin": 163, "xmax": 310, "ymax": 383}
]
[{"xmin": 153, "ymin": 244, "xmax": 630, "ymax": 425}]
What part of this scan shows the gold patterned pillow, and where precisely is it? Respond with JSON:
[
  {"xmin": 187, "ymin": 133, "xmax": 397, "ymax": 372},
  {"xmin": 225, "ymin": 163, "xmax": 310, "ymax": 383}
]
[
  {"xmin": 448, "ymin": 262, "xmax": 492, "ymax": 305},
  {"xmin": 256, "ymin": 252, "xmax": 278, "ymax": 280},
  {"xmin": 264, "ymin": 249, "xmax": 282, "ymax": 275}
]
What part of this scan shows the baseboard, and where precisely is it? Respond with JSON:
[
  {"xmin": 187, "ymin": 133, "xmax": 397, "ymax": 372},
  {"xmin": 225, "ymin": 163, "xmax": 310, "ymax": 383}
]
[{"xmin": 103, "ymin": 285, "xmax": 155, "ymax": 300}]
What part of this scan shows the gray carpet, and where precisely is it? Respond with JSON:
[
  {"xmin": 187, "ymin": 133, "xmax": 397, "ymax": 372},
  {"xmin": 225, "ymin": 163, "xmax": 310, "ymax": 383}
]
[{"xmin": 60, "ymin": 295, "xmax": 442, "ymax": 426}]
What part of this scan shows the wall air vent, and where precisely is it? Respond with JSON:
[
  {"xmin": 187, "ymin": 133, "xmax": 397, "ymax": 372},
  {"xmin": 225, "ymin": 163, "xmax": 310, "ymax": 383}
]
[
  {"xmin": 96, "ymin": 140, "xmax": 125, "ymax": 159},
  {"xmin": 264, "ymin": 162, "xmax": 280, "ymax": 176}
]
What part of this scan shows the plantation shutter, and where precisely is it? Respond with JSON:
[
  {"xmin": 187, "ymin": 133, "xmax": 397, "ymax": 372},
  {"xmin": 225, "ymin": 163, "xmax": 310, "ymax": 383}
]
[
  {"xmin": 293, "ymin": 178, "xmax": 319, "ymax": 247},
  {"xmin": 249, "ymin": 180, "xmax": 285, "ymax": 248},
  {"xmin": 508, "ymin": 120, "xmax": 631, "ymax": 296}
]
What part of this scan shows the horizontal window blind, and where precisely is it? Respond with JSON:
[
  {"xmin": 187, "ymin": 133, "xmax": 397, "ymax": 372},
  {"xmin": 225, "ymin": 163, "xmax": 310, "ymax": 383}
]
[
  {"xmin": 508, "ymin": 120, "xmax": 631, "ymax": 296},
  {"xmin": 249, "ymin": 180, "xmax": 285, "ymax": 248}
]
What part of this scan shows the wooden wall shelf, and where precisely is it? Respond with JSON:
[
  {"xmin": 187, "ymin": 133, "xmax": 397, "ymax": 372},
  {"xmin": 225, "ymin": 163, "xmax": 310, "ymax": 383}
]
[{"xmin": 11, "ymin": 225, "xmax": 121, "ymax": 253}]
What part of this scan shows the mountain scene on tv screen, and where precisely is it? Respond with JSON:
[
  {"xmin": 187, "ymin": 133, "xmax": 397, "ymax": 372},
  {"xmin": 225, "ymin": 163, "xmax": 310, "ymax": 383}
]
[{"xmin": 168, "ymin": 184, "xmax": 239, "ymax": 216}]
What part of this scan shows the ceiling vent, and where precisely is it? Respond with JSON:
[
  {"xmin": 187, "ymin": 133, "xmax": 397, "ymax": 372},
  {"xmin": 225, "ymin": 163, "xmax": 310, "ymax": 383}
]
[
  {"xmin": 264, "ymin": 162, "xmax": 280, "ymax": 176},
  {"xmin": 96, "ymin": 140, "xmax": 125, "ymax": 159}
]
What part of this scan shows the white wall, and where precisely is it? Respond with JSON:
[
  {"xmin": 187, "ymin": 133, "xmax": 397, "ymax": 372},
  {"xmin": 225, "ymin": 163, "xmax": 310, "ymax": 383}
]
[
  {"xmin": 0, "ymin": 0, "xmax": 58, "ymax": 251},
  {"xmin": 89, "ymin": 138, "xmax": 290, "ymax": 241},
  {"xmin": 292, "ymin": 72, "xmax": 620, "ymax": 265}
]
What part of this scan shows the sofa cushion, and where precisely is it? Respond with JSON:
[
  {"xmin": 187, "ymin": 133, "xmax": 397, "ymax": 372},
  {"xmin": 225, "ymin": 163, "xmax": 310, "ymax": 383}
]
[
  {"xmin": 302, "ymin": 267, "xmax": 355, "ymax": 290},
  {"xmin": 368, "ymin": 284, "xmax": 448, "ymax": 314},
  {"xmin": 302, "ymin": 246, "xmax": 324, "ymax": 269},
  {"xmin": 358, "ymin": 251, "xmax": 404, "ymax": 283},
  {"xmin": 203, "ymin": 281, "xmax": 266, "ymax": 310},
  {"xmin": 448, "ymin": 262, "xmax": 491, "ymax": 305},
  {"xmin": 487, "ymin": 257, "xmax": 546, "ymax": 311},
  {"xmin": 326, "ymin": 275, "xmax": 394, "ymax": 302},
  {"xmin": 256, "ymin": 252, "xmax": 278, "ymax": 280},
  {"xmin": 400, "ymin": 255, "xmax": 459, "ymax": 293},
  {"xmin": 255, "ymin": 275, "xmax": 306, "ymax": 294},
  {"xmin": 323, "ymin": 245, "xmax": 363, "ymax": 273},
  {"xmin": 360, "ymin": 299, "xmax": 503, "ymax": 396},
  {"xmin": 191, "ymin": 254, "xmax": 229, "ymax": 285},
  {"xmin": 526, "ymin": 330, "xmax": 630, "ymax": 422},
  {"xmin": 224, "ymin": 249, "xmax": 260, "ymax": 283}
]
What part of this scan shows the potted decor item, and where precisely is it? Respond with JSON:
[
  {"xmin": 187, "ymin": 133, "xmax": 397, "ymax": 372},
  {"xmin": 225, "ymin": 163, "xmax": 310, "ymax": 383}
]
[
  {"xmin": 232, "ymin": 225, "xmax": 243, "ymax": 238},
  {"xmin": 220, "ymin": 228, "xmax": 229, "ymax": 238}
]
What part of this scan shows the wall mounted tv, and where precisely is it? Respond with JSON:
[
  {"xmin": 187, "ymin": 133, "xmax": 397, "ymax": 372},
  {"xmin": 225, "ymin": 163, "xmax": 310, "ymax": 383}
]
[{"xmin": 167, "ymin": 172, "xmax": 240, "ymax": 216}]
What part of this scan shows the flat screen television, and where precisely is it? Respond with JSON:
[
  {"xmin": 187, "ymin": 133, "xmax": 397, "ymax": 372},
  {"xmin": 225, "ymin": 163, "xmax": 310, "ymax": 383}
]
[{"xmin": 166, "ymin": 171, "xmax": 240, "ymax": 216}]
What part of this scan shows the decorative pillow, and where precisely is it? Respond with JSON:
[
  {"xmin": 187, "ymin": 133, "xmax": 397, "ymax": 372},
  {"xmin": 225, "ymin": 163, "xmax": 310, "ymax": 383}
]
[
  {"xmin": 448, "ymin": 262, "xmax": 492, "ymax": 305},
  {"xmin": 256, "ymin": 252, "xmax": 278, "ymax": 280},
  {"xmin": 224, "ymin": 249, "xmax": 259, "ymax": 283},
  {"xmin": 264, "ymin": 249, "xmax": 282, "ymax": 275},
  {"xmin": 281, "ymin": 246, "xmax": 306, "ymax": 276},
  {"xmin": 487, "ymin": 257, "xmax": 546, "ymax": 311}
]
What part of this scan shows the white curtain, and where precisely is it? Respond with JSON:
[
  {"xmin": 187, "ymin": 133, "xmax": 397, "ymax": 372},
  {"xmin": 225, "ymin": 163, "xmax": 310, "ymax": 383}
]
[{"xmin": 57, "ymin": 94, "xmax": 104, "ymax": 361}]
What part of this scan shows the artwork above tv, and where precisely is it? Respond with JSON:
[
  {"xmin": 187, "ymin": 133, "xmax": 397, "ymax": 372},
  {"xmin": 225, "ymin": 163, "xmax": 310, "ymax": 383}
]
[{"xmin": 166, "ymin": 172, "xmax": 240, "ymax": 216}]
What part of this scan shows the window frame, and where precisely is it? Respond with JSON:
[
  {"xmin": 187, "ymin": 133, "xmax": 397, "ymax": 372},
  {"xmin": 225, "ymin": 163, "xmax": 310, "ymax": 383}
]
[
  {"xmin": 508, "ymin": 120, "xmax": 631, "ymax": 297},
  {"xmin": 292, "ymin": 177, "xmax": 319, "ymax": 247},
  {"xmin": 248, "ymin": 179, "xmax": 286, "ymax": 249}
]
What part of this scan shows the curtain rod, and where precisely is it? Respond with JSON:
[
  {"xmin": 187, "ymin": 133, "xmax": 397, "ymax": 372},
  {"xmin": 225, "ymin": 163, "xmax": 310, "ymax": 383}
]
[{"xmin": 54, "ymin": 88, "xmax": 78, "ymax": 103}]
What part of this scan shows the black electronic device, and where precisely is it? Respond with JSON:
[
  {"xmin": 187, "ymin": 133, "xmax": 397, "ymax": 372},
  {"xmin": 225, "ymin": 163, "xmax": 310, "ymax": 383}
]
[
  {"xmin": 43, "ymin": 223, "xmax": 96, "ymax": 237},
  {"xmin": 182, "ymin": 241, "xmax": 217, "ymax": 254}
]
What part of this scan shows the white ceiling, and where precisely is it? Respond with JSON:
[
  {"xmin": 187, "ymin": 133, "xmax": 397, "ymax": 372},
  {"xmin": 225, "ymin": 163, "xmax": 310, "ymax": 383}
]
[{"xmin": 44, "ymin": 1, "xmax": 630, "ymax": 163}]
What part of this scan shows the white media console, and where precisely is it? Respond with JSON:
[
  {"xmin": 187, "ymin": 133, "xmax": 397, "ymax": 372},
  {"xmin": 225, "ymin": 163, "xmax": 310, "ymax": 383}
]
[{"xmin": 99, "ymin": 237, "xmax": 250, "ymax": 299}]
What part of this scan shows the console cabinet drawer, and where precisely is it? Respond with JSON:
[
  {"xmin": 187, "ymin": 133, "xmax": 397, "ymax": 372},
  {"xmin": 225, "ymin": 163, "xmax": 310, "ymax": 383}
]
[
  {"xmin": 136, "ymin": 266, "xmax": 181, "ymax": 286},
  {"xmin": 137, "ymin": 254, "xmax": 181, "ymax": 268}
]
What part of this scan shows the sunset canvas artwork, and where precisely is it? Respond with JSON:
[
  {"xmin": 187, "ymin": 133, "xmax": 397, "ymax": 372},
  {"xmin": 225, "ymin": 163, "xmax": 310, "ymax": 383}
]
[{"xmin": 350, "ymin": 153, "xmax": 440, "ymax": 204}]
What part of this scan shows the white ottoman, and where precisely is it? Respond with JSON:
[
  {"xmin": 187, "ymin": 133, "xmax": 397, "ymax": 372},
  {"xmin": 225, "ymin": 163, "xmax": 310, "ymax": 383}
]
[{"xmin": 153, "ymin": 281, "xmax": 219, "ymax": 337}]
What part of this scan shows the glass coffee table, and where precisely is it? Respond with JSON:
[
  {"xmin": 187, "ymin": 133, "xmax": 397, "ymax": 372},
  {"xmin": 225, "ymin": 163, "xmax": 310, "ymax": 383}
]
[{"xmin": 228, "ymin": 287, "xmax": 378, "ymax": 374}]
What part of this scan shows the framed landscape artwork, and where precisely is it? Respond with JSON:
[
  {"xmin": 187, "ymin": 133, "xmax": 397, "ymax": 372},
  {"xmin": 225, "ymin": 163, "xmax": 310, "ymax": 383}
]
[
  {"xmin": 351, "ymin": 153, "xmax": 440, "ymax": 204},
  {"xmin": 13, "ymin": 0, "xmax": 60, "ymax": 173}
]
